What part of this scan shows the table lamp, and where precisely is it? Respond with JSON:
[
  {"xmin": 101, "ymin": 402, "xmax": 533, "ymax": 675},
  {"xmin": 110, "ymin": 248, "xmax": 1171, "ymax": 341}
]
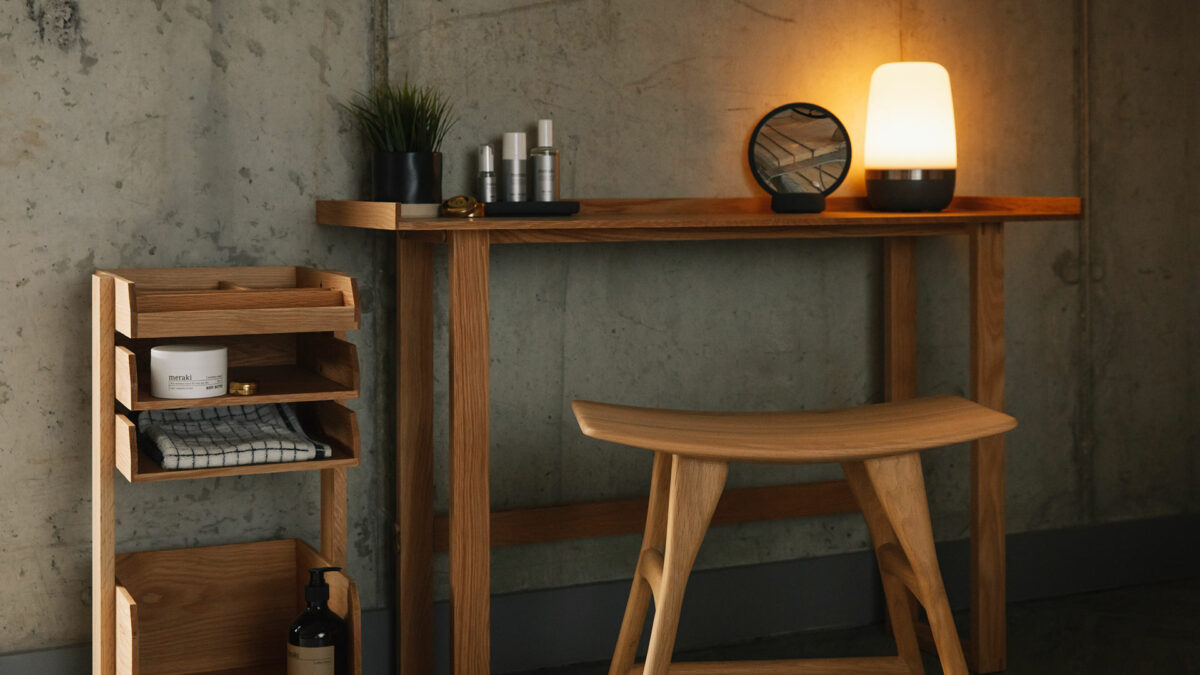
[{"xmin": 864, "ymin": 62, "xmax": 957, "ymax": 211}]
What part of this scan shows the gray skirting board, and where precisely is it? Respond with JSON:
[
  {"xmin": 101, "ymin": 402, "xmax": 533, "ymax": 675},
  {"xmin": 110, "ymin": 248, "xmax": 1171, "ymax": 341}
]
[{"xmin": 6, "ymin": 514, "xmax": 1197, "ymax": 674}]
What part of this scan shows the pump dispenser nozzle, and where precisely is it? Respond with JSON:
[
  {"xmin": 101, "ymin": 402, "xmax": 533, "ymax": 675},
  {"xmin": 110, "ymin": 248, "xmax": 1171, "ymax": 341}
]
[{"xmin": 306, "ymin": 566, "xmax": 340, "ymax": 604}]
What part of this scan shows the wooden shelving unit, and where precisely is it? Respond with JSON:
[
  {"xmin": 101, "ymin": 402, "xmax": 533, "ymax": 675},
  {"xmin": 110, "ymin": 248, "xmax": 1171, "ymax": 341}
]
[{"xmin": 92, "ymin": 266, "xmax": 364, "ymax": 675}]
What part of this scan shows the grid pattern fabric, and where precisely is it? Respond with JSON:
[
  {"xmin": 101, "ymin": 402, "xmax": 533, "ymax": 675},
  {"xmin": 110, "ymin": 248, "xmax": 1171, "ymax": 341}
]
[{"xmin": 138, "ymin": 403, "xmax": 331, "ymax": 470}]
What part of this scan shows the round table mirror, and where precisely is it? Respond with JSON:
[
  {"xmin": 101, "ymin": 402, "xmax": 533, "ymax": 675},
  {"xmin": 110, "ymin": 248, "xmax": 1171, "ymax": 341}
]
[{"xmin": 748, "ymin": 103, "xmax": 850, "ymax": 213}]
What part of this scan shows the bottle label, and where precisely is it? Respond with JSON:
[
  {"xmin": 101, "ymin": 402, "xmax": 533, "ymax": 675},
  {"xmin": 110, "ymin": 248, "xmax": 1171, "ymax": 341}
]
[{"xmin": 287, "ymin": 644, "xmax": 335, "ymax": 675}]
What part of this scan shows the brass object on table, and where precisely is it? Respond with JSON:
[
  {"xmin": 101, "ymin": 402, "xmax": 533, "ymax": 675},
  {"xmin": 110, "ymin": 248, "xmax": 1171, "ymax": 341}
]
[
  {"xmin": 441, "ymin": 195, "xmax": 483, "ymax": 218},
  {"xmin": 228, "ymin": 380, "xmax": 258, "ymax": 396}
]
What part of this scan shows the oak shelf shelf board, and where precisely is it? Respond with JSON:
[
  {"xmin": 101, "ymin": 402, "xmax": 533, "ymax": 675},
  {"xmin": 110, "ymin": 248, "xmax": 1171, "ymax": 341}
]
[
  {"xmin": 317, "ymin": 196, "xmax": 1082, "ymax": 239},
  {"xmin": 104, "ymin": 266, "xmax": 361, "ymax": 339},
  {"xmin": 119, "ymin": 364, "xmax": 357, "ymax": 410},
  {"xmin": 114, "ymin": 538, "xmax": 360, "ymax": 675},
  {"xmin": 115, "ymin": 333, "xmax": 360, "ymax": 411},
  {"xmin": 114, "ymin": 400, "xmax": 361, "ymax": 483}
]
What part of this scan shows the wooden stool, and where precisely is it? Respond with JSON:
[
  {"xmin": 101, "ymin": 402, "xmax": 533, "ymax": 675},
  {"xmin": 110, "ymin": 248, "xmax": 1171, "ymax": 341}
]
[{"xmin": 572, "ymin": 394, "xmax": 1016, "ymax": 675}]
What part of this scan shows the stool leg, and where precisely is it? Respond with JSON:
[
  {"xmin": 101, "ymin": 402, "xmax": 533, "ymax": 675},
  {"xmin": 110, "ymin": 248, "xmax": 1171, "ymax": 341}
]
[
  {"xmin": 611, "ymin": 452, "xmax": 673, "ymax": 675},
  {"xmin": 642, "ymin": 456, "xmax": 728, "ymax": 675},
  {"xmin": 865, "ymin": 453, "xmax": 969, "ymax": 675},
  {"xmin": 843, "ymin": 461, "xmax": 924, "ymax": 675}
]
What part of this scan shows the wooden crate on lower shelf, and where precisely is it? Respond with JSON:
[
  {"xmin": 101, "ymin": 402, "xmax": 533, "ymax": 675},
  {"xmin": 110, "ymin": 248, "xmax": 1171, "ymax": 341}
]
[
  {"xmin": 115, "ymin": 333, "xmax": 359, "ymax": 411},
  {"xmin": 115, "ymin": 400, "xmax": 360, "ymax": 482},
  {"xmin": 114, "ymin": 538, "xmax": 361, "ymax": 675}
]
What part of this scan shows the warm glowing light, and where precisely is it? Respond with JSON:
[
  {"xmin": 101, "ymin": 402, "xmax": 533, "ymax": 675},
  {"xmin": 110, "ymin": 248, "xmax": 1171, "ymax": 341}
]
[{"xmin": 864, "ymin": 62, "xmax": 957, "ymax": 169}]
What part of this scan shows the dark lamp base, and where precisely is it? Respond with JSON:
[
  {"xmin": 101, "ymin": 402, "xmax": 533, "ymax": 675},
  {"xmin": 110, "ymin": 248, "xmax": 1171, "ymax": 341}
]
[
  {"xmin": 866, "ymin": 169, "xmax": 956, "ymax": 212},
  {"xmin": 770, "ymin": 193, "xmax": 825, "ymax": 213}
]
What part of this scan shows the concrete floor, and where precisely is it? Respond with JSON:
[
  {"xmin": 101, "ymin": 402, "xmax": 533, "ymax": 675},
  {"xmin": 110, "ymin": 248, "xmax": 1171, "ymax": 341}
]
[{"xmin": 520, "ymin": 578, "xmax": 1200, "ymax": 674}]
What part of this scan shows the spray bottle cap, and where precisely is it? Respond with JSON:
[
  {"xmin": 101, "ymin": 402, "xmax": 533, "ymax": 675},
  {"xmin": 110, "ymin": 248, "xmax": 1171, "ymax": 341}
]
[
  {"xmin": 306, "ymin": 566, "xmax": 340, "ymax": 604},
  {"xmin": 478, "ymin": 144, "xmax": 495, "ymax": 172},
  {"xmin": 502, "ymin": 132, "xmax": 526, "ymax": 160},
  {"xmin": 537, "ymin": 119, "xmax": 553, "ymax": 147}
]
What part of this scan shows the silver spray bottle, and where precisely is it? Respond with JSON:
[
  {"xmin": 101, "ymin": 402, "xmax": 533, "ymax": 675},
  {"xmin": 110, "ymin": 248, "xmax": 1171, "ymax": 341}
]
[
  {"xmin": 477, "ymin": 144, "xmax": 498, "ymax": 203},
  {"xmin": 530, "ymin": 119, "xmax": 560, "ymax": 202},
  {"xmin": 501, "ymin": 132, "xmax": 528, "ymax": 202}
]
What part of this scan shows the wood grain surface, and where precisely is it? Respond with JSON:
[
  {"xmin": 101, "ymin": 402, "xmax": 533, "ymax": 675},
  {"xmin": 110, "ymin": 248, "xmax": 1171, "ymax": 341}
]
[
  {"xmin": 317, "ymin": 200, "xmax": 401, "ymax": 231},
  {"xmin": 114, "ymin": 586, "xmax": 138, "ymax": 675},
  {"xmin": 865, "ymin": 453, "xmax": 969, "ymax": 675},
  {"xmin": 133, "ymin": 306, "xmax": 359, "ymax": 338},
  {"xmin": 489, "ymin": 223, "xmax": 971, "ymax": 244},
  {"xmin": 626, "ymin": 657, "xmax": 910, "ymax": 674},
  {"xmin": 105, "ymin": 266, "xmax": 359, "ymax": 338},
  {"xmin": 396, "ymin": 238, "xmax": 436, "ymax": 675},
  {"xmin": 106, "ymin": 266, "xmax": 300, "ymax": 289},
  {"xmin": 842, "ymin": 460, "xmax": 923, "ymax": 673},
  {"xmin": 321, "ymin": 467, "xmax": 348, "ymax": 566},
  {"xmin": 611, "ymin": 453, "xmax": 672, "ymax": 675},
  {"xmin": 448, "ymin": 230, "xmax": 491, "ymax": 675},
  {"xmin": 317, "ymin": 197, "xmax": 1081, "ymax": 233},
  {"xmin": 639, "ymin": 456, "xmax": 728, "ymax": 675},
  {"xmin": 573, "ymin": 396, "xmax": 1016, "ymax": 464},
  {"xmin": 968, "ymin": 222, "xmax": 1007, "ymax": 673},
  {"xmin": 883, "ymin": 237, "xmax": 918, "ymax": 402},
  {"xmin": 114, "ymin": 539, "xmax": 359, "ymax": 675},
  {"xmin": 134, "ymin": 287, "xmax": 343, "ymax": 312},
  {"xmin": 93, "ymin": 274, "xmax": 116, "ymax": 675},
  {"xmin": 430, "ymin": 480, "xmax": 858, "ymax": 552}
]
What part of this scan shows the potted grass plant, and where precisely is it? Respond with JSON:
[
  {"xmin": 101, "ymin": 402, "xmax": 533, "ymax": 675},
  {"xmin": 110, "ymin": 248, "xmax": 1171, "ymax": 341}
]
[{"xmin": 344, "ymin": 77, "xmax": 456, "ymax": 203}]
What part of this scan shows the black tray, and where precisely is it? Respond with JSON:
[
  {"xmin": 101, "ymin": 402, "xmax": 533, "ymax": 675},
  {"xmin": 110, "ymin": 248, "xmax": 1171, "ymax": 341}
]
[{"xmin": 483, "ymin": 201, "xmax": 580, "ymax": 217}]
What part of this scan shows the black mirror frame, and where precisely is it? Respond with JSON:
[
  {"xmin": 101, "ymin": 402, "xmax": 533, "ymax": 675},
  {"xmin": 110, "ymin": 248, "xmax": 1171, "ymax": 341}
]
[{"xmin": 747, "ymin": 102, "xmax": 851, "ymax": 213}]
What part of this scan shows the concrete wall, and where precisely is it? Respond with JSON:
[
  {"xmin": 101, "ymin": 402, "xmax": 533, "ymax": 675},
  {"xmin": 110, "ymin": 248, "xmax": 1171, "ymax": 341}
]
[
  {"xmin": 1087, "ymin": 0, "xmax": 1200, "ymax": 522},
  {"xmin": 390, "ymin": 0, "xmax": 1090, "ymax": 596},
  {"xmin": 0, "ymin": 0, "xmax": 1195, "ymax": 659},
  {"xmin": 0, "ymin": 1, "xmax": 390, "ymax": 653}
]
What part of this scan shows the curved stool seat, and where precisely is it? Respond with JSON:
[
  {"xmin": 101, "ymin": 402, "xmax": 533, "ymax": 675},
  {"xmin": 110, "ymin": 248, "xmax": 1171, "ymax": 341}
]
[
  {"xmin": 572, "ymin": 394, "xmax": 1017, "ymax": 675},
  {"xmin": 573, "ymin": 395, "xmax": 1015, "ymax": 463}
]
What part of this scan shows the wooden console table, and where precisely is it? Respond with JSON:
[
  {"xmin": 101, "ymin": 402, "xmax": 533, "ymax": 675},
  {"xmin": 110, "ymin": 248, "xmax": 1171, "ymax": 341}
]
[{"xmin": 318, "ymin": 196, "xmax": 1081, "ymax": 675}]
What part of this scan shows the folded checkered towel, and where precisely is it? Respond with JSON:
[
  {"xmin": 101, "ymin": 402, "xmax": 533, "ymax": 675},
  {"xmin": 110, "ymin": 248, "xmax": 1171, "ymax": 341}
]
[{"xmin": 138, "ymin": 403, "xmax": 331, "ymax": 470}]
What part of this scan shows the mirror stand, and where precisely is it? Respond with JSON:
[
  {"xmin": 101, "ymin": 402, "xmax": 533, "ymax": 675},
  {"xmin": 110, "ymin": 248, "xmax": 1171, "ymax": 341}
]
[{"xmin": 771, "ymin": 193, "xmax": 825, "ymax": 213}]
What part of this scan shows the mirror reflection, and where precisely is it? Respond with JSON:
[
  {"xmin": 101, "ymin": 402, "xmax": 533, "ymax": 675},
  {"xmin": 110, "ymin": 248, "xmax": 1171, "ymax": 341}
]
[{"xmin": 750, "ymin": 104, "xmax": 849, "ymax": 195}]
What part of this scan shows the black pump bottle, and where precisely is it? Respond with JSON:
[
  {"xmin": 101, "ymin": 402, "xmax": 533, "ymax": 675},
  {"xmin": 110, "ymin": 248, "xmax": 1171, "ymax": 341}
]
[{"xmin": 287, "ymin": 566, "xmax": 348, "ymax": 675}]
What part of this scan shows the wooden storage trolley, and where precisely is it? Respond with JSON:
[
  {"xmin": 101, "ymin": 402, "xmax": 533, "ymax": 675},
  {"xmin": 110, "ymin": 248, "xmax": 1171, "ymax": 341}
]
[{"xmin": 92, "ymin": 266, "xmax": 363, "ymax": 675}]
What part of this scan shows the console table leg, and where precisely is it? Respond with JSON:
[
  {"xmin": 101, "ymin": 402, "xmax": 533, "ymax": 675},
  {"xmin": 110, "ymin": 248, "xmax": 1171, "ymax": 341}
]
[
  {"xmin": 397, "ymin": 237, "xmax": 435, "ymax": 675},
  {"xmin": 969, "ymin": 222, "xmax": 1006, "ymax": 672},
  {"xmin": 448, "ymin": 230, "xmax": 491, "ymax": 674},
  {"xmin": 884, "ymin": 236, "xmax": 918, "ymax": 401},
  {"xmin": 883, "ymin": 236, "xmax": 920, "ymax": 638}
]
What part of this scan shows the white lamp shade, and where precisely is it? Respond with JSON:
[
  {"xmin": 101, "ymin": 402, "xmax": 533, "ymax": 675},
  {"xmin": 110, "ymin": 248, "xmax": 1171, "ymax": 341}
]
[{"xmin": 864, "ymin": 62, "xmax": 957, "ymax": 170}]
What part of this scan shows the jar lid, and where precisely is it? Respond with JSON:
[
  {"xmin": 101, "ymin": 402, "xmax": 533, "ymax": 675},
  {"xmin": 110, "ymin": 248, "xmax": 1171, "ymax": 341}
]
[{"xmin": 150, "ymin": 344, "xmax": 227, "ymax": 359}]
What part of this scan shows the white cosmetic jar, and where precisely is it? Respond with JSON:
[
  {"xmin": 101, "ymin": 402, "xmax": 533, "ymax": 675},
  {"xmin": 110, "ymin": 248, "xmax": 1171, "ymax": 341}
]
[{"xmin": 149, "ymin": 345, "xmax": 228, "ymax": 399}]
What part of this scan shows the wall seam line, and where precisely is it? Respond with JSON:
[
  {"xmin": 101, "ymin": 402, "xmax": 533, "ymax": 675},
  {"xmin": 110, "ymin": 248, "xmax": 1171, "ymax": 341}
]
[{"xmin": 1075, "ymin": 0, "xmax": 1096, "ymax": 523}]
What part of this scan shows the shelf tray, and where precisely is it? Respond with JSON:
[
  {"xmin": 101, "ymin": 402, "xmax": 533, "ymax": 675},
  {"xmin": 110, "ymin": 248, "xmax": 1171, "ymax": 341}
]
[
  {"xmin": 115, "ymin": 400, "xmax": 360, "ymax": 482},
  {"xmin": 102, "ymin": 266, "xmax": 360, "ymax": 339},
  {"xmin": 114, "ymin": 539, "xmax": 361, "ymax": 675},
  {"xmin": 115, "ymin": 333, "xmax": 359, "ymax": 411}
]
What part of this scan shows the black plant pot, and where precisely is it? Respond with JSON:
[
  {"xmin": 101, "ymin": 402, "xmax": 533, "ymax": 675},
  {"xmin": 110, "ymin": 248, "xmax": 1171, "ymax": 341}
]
[{"xmin": 373, "ymin": 151, "xmax": 442, "ymax": 203}]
